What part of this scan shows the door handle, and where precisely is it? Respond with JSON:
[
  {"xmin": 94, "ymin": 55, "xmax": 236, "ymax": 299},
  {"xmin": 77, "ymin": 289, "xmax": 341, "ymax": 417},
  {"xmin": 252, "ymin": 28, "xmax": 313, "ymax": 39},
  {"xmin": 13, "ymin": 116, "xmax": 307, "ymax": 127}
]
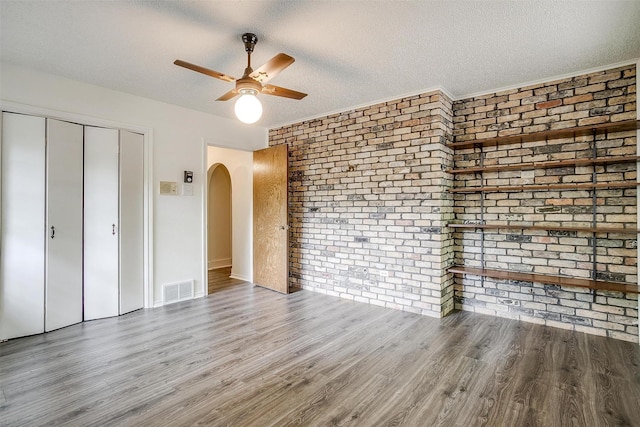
[
  {"xmin": 112, "ymin": 224, "xmax": 116, "ymax": 235},
  {"xmin": 50, "ymin": 226, "xmax": 55, "ymax": 239}
]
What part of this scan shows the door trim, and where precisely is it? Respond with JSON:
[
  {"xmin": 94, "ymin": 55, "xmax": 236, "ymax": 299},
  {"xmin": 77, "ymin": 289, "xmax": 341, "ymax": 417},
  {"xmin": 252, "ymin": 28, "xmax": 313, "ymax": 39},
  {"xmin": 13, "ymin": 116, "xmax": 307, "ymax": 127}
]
[
  {"xmin": 0, "ymin": 100, "xmax": 154, "ymax": 309},
  {"xmin": 201, "ymin": 139, "xmax": 207, "ymax": 296}
]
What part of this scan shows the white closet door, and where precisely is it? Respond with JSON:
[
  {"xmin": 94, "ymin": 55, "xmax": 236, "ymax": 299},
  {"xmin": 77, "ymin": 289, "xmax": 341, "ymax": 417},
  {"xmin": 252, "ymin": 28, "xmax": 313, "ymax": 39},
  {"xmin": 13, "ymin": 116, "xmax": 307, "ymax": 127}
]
[
  {"xmin": 119, "ymin": 130, "xmax": 144, "ymax": 314},
  {"xmin": 0, "ymin": 113, "xmax": 46, "ymax": 340},
  {"xmin": 84, "ymin": 126, "xmax": 119, "ymax": 320},
  {"xmin": 45, "ymin": 119, "xmax": 83, "ymax": 331}
]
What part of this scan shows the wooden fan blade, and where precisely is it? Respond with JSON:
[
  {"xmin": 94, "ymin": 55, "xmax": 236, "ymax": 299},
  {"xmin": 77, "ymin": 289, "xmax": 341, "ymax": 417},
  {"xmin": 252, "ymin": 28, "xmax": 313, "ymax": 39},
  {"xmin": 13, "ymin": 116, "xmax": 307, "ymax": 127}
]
[
  {"xmin": 174, "ymin": 60, "xmax": 236, "ymax": 83},
  {"xmin": 262, "ymin": 84, "xmax": 307, "ymax": 100},
  {"xmin": 216, "ymin": 89, "xmax": 238, "ymax": 101},
  {"xmin": 250, "ymin": 53, "xmax": 295, "ymax": 83}
]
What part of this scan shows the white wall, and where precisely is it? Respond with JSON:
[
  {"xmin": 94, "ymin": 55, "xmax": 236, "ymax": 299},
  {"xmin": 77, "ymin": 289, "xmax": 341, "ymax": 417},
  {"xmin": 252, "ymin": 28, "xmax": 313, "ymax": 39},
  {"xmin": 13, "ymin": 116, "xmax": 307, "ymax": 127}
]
[
  {"xmin": 207, "ymin": 146, "xmax": 253, "ymax": 282},
  {"xmin": 0, "ymin": 62, "xmax": 267, "ymax": 306}
]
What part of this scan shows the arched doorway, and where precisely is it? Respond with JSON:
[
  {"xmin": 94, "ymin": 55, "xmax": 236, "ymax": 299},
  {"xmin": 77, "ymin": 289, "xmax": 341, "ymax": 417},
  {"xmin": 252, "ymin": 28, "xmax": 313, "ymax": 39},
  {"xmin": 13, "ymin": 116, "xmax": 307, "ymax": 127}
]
[{"xmin": 207, "ymin": 163, "xmax": 233, "ymax": 293}]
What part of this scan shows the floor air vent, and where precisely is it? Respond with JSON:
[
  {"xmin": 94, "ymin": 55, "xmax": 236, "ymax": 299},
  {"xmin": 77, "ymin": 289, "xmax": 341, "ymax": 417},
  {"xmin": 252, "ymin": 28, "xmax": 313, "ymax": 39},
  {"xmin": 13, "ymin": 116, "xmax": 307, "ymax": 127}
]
[{"xmin": 163, "ymin": 280, "xmax": 194, "ymax": 305}]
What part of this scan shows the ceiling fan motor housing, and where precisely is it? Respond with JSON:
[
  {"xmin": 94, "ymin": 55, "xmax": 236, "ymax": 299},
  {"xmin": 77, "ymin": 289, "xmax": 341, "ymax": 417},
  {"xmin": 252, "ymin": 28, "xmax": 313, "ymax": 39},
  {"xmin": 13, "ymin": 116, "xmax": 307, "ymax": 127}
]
[{"xmin": 236, "ymin": 77, "xmax": 262, "ymax": 95}]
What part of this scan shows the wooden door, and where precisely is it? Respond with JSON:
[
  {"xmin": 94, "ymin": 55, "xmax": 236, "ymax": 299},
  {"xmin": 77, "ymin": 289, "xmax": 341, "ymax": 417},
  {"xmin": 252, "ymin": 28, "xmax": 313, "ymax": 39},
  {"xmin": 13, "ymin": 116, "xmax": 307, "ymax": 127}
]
[
  {"xmin": 84, "ymin": 126, "xmax": 119, "ymax": 320},
  {"xmin": 253, "ymin": 144, "xmax": 289, "ymax": 293},
  {"xmin": 119, "ymin": 130, "xmax": 144, "ymax": 315},
  {"xmin": 45, "ymin": 119, "xmax": 83, "ymax": 331},
  {"xmin": 0, "ymin": 113, "xmax": 46, "ymax": 340}
]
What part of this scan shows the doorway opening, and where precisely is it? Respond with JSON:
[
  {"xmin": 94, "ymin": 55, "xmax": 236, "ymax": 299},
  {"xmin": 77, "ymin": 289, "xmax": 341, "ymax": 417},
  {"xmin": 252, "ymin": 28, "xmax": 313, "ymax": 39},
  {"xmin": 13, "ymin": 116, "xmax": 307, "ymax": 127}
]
[
  {"xmin": 207, "ymin": 163, "xmax": 235, "ymax": 293},
  {"xmin": 205, "ymin": 145, "xmax": 253, "ymax": 295}
]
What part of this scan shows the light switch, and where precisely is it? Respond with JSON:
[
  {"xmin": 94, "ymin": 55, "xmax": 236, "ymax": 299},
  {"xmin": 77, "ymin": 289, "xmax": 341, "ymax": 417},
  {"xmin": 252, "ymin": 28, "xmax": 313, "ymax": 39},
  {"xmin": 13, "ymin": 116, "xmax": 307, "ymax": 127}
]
[{"xmin": 182, "ymin": 183, "xmax": 194, "ymax": 196}]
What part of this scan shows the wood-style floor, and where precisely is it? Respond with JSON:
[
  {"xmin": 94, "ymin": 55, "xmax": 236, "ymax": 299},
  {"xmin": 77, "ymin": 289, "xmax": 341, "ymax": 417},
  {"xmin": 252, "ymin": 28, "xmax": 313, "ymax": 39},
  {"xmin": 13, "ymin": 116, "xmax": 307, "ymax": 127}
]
[
  {"xmin": 208, "ymin": 266, "xmax": 244, "ymax": 294},
  {"xmin": 1, "ymin": 279, "xmax": 639, "ymax": 426}
]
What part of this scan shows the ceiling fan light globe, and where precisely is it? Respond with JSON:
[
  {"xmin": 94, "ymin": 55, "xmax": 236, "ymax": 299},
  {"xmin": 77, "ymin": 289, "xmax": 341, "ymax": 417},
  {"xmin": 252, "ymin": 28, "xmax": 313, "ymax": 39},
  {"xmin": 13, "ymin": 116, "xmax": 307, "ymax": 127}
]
[{"xmin": 235, "ymin": 93, "xmax": 262, "ymax": 124}]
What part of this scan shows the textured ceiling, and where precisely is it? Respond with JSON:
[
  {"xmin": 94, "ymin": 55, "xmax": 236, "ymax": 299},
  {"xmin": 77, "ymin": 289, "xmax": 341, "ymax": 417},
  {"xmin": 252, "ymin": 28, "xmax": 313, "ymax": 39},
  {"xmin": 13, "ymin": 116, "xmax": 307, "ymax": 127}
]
[{"xmin": 1, "ymin": 1, "xmax": 639, "ymax": 128}]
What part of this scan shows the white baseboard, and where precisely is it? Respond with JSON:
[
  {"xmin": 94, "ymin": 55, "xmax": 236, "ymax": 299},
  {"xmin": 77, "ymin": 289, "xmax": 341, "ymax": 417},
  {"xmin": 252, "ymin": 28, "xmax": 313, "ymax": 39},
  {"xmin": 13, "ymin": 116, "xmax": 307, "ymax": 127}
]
[
  {"xmin": 230, "ymin": 273, "xmax": 251, "ymax": 282},
  {"xmin": 208, "ymin": 258, "xmax": 232, "ymax": 270}
]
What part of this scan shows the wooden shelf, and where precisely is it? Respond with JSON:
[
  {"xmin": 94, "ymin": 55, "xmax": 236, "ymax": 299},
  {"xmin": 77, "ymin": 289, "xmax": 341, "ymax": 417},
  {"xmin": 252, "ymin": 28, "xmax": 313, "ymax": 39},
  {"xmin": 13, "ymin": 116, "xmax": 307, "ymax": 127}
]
[
  {"xmin": 447, "ymin": 155, "xmax": 640, "ymax": 175},
  {"xmin": 448, "ymin": 120, "xmax": 640, "ymax": 150},
  {"xmin": 448, "ymin": 120, "xmax": 640, "ymax": 298},
  {"xmin": 448, "ymin": 266, "xmax": 640, "ymax": 294},
  {"xmin": 448, "ymin": 223, "xmax": 640, "ymax": 234},
  {"xmin": 449, "ymin": 181, "xmax": 637, "ymax": 193}
]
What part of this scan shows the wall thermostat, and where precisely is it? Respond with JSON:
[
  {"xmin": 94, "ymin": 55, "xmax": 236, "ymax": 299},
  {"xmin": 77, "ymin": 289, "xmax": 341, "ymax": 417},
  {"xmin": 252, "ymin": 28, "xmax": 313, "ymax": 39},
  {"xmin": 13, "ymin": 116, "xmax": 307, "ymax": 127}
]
[{"xmin": 184, "ymin": 171, "xmax": 193, "ymax": 183}]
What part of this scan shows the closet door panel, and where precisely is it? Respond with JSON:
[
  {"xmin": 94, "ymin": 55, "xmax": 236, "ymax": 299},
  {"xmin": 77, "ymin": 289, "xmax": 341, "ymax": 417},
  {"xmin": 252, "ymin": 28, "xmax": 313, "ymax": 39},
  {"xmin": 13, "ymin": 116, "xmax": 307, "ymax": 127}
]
[
  {"xmin": 119, "ymin": 130, "xmax": 144, "ymax": 314},
  {"xmin": 0, "ymin": 113, "xmax": 46, "ymax": 340},
  {"xmin": 45, "ymin": 119, "xmax": 83, "ymax": 331},
  {"xmin": 84, "ymin": 126, "xmax": 119, "ymax": 320}
]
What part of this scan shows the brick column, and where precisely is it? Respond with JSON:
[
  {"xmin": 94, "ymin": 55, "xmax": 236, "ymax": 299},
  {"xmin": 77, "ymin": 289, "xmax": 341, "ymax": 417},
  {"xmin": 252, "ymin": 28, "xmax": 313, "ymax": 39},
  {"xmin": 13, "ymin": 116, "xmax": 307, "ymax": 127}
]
[{"xmin": 269, "ymin": 90, "xmax": 455, "ymax": 317}]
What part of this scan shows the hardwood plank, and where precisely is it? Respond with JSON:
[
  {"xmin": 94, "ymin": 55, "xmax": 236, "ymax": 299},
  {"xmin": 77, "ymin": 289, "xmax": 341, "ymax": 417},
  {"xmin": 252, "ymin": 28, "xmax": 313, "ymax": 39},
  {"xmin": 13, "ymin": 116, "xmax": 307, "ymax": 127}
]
[
  {"xmin": 1, "ymin": 284, "xmax": 639, "ymax": 426},
  {"xmin": 259, "ymin": 313, "xmax": 432, "ymax": 426},
  {"xmin": 364, "ymin": 317, "xmax": 517, "ymax": 425},
  {"xmin": 208, "ymin": 266, "xmax": 245, "ymax": 294}
]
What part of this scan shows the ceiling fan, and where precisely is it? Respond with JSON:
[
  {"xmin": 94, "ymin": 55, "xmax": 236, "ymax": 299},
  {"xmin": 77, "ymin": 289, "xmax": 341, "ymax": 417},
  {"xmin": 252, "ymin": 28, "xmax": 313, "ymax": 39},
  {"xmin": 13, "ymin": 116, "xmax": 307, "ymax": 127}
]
[{"xmin": 174, "ymin": 33, "xmax": 307, "ymax": 124}]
